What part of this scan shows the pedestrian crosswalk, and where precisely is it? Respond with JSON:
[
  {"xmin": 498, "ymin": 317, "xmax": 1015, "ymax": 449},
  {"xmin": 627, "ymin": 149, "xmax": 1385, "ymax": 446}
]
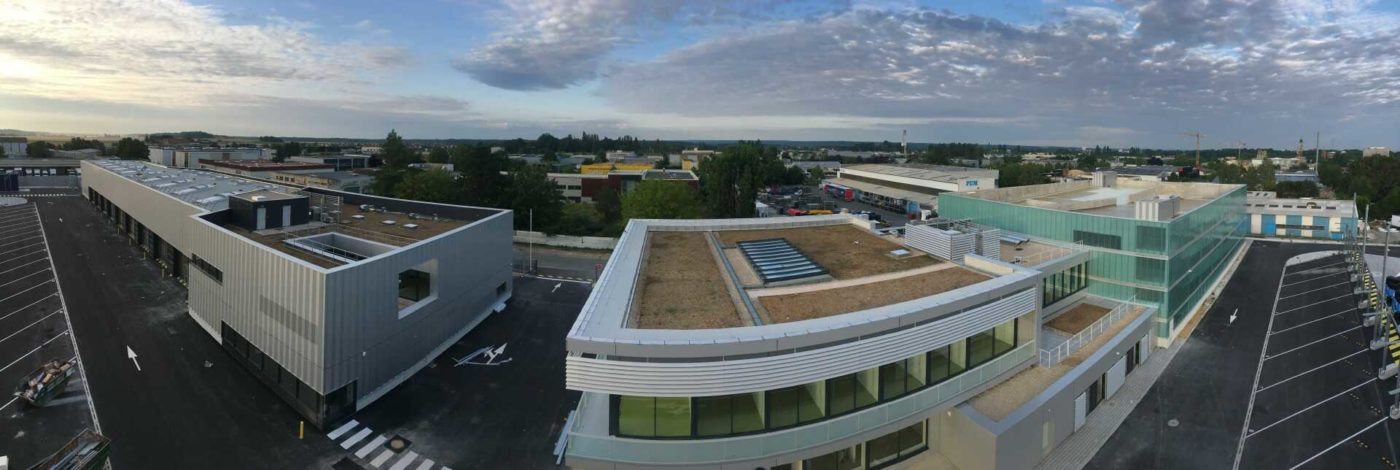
[{"xmin": 326, "ymin": 420, "xmax": 451, "ymax": 470}]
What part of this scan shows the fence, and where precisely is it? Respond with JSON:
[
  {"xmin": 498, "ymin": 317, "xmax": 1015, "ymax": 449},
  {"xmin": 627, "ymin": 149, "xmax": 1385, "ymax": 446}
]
[
  {"xmin": 1039, "ymin": 299, "xmax": 1139, "ymax": 366},
  {"xmin": 514, "ymin": 231, "xmax": 618, "ymax": 250}
]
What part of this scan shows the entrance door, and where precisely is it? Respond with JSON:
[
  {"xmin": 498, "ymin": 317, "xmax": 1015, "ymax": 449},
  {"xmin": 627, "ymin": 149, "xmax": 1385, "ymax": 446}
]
[
  {"xmin": 1074, "ymin": 392, "xmax": 1087, "ymax": 431},
  {"xmin": 282, "ymin": 205, "xmax": 291, "ymax": 227},
  {"xmin": 256, "ymin": 207, "xmax": 267, "ymax": 230}
]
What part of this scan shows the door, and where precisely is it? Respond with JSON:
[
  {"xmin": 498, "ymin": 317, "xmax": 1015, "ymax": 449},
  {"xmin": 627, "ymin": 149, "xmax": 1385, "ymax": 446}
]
[
  {"xmin": 256, "ymin": 207, "xmax": 267, "ymax": 230},
  {"xmin": 282, "ymin": 205, "xmax": 291, "ymax": 227},
  {"xmin": 1074, "ymin": 392, "xmax": 1087, "ymax": 430},
  {"xmin": 1106, "ymin": 356, "xmax": 1127, "ymax": 397}
]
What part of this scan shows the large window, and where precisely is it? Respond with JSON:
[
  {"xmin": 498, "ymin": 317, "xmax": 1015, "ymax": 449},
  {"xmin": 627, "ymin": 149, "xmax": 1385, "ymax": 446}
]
[
  {"xmin": 1043, "ymin": 262, "xmax": 1088, "ymax": 306},
  {"xmin": 398, "ymin": 269, "xmax": 431, "ymax": 302},
  {"xmin": 867, "ymin": 422, "xmax": 926, "ymax": 468},
  {"xmin": 611, "ymin": 317, "xmax": 1021, "ymax": 439},
  {"xmin": 190, "ymin": 254, "xmax": 223, "ymax": 284},
  {"xmin": 805, "ymin": 444, "xmax": 863, "ymax": 470}
]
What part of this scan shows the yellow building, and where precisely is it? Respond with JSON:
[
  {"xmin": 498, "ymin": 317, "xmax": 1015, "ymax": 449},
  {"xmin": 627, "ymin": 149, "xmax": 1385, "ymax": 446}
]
[{"xmin": 580, "ymin": 162, "xmax": 654, "ymax": 175}]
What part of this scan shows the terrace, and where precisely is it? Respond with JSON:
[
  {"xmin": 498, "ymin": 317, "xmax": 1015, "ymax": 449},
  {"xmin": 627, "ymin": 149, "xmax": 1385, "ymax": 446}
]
[
  {"xmin": 956, "ymin": 179, "xmax": 1240, "ymax": 220},
  {"xmin": 218, "ymin": 202, "xmax": 470, "ymax": 269}
]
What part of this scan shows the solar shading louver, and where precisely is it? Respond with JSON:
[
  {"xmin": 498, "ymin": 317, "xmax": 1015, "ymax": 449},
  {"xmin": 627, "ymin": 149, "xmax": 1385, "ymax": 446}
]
[{"xmin": 737, "ymin": 238, "xmax": 827, "ymax": 284}]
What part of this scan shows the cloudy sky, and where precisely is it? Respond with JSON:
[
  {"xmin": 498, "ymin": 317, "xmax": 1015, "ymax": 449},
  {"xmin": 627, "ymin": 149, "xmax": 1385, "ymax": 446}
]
[{"xmin": 1, "ymin": 0, "xmax": 1397, "ymax": 148}]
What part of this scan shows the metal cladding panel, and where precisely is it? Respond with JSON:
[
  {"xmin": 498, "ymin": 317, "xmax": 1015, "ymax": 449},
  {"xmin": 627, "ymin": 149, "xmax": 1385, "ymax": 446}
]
[
  {"xmin": 566, "ymin": 288, "xmax": 1035, "ymax": 397},
  {"xmin": 187, "ymin": 220, "xmax": 328, "ymax": 391},
  {"xmin": 321, "ymin": 210, "xmax": 514, "ymax": 401},
  {"xmin": 80, "ymin": 161, "xmax": 202, "ymax": 253},
  {"xmin": 905, "ymin": 224, "xmax": 974, "ymax": 262}
]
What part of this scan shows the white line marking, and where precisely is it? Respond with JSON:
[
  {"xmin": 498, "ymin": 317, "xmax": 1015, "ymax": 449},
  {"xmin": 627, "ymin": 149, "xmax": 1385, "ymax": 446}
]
[
  {"xmin": 0, "ymin": 234, "xmax": 41, "ymax": 249},
  {"xmin": 370, "ymin": 449, "xmax": 394, "ymax": 467},
  {"xmin": 0, "ymin": 241, "xmax": 45, "ymax": 258},
  {"xmin": 1279, "ymin": 280, "xmax": 1354, "ymax": 300},
  {"xmin": 1264, "ymin": 326, "xmax": 1361, "ymax": 361},
  {"xmin": 1282, "ymin": 270, "xmax": 1348, "ymax": 287},
  {"xmin": 356, "ymin": 434, "xmax": 389, "ymax": 458},
  {"xmin": 340, "ymin": 428, "xmax": 372, "ymax": 450},
  {"xmin": 0, "ymin": 292, "xmax": 57, "ymax": 323},
  {"xmin": 1233, "ymin": 257, "xmax": 1290, "ymax": 470},
  {"xmin": 0, "ymin": 256, "xmax": 47, "ymax": 276},
  {"xmin": 1288, "ymin": 417, "xmax": 1387, "ymax": 470},
  {"xmin": 0, "ymin": 330, "xmax": 69, "ymax": 374},
  {"xmin": 1256, "ymin": 349, "xmax": 1367, "ymax": 393},
  {"xmin": 389, "ymin": 451, "xmax": 418, "ymax": 470},
  {"xmin": 414, "ymin": 459, "xmax": 434, "ymax": 470},
  {"xmin": 0, "ymin": 267, "xmax": 52, "ymax": 289},
  {"xmin": 1284, "ymin": 260, "xmax": 1348, "ymax": 277},
  {"xmin": 1274, "ymin": 293, "xmax": 1356, "ymax": 315},
  {"xmin": 32, "ymin": 205, "xmax": 100, "ymax": 433},
  {"xmin": 0, "ymin": 223, "xmax": 38, "ymax": 238},
  {"xmin": 0, "ymin": 396, "xmax": 18, "ymax": 413},
  {"xmin": 1245, "ymin": 379, "xmax": 1373, "ymax": 438},
  {"xmin": 0, "ymin": 309, "xmax": 62, "ymax": 346},
  {"xmin": 0, "ymin": 280, "xmax": 54, "ymax": 304},
  {"xmin": 327, "ymin": 419, "xmax": 360, "ymax": 440},
  {"xmin": 0, "ymin": 227, "xmax": 41, "ymax": 244},
  {"xmin": 1270, "ymin": 308, "xmax": 1355, "ymax": 335}
]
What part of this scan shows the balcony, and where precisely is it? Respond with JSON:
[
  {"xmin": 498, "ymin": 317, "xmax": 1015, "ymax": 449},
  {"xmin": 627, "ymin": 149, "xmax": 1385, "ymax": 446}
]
[{"xmin": 565, "ymin": 341, "xmax": 1035, "ymax": 466}]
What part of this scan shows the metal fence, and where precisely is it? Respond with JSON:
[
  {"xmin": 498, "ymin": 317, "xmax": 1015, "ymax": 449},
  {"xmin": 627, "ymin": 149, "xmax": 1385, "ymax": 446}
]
[{"xmin": 1039, "ymin": 299, "xmax": 1139, "ymax": 367}]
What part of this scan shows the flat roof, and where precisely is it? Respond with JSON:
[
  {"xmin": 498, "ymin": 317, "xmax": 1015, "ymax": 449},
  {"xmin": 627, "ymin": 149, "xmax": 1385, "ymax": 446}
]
[
  {"xmin": 843, "ymin": 163, "xmax": 998, "ymax": 183},
  {"xmin": 1246, "ymin": 196, "xmax": 1356, "ymax": 218},
  {"xmin": 826, "ymin": 177, "xmax": 938, "ymax": 205},
  {"xmin": 230, "ymin": 189, "xmax": 303, "ymax": 202},
  {"xmin": 92, "ymin": 160, "xmax": 293, "ymax": 211},
  {"xmin": 0, "ymin": 158, "xmax": 82, "ymax": 167},
  {"xmin": 201, "ymin": 159, "xmax": 333, "ymax": 171},
  {"xmin": 952, "ymin": 179, "xmax": 1242, "ymax": 220}
]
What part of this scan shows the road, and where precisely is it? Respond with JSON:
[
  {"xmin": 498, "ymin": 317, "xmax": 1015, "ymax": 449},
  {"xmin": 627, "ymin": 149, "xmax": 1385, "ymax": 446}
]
[{"xmin": 513, "ymin": 244, "xmax": 610, "ymax": 281}]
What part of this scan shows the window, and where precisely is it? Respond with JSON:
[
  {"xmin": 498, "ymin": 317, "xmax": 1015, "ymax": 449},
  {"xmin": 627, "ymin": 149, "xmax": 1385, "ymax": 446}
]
[
  {"xmin": 1043, "ymin": 262, "xmax": 1088, "ymax": 306},
  {"xmin": 805, "ymin": 444, "xmax": 863, "ymax": 470},
  {"xmin": 1073, "ymin": 230, "xmax": 1122, "ymax": 250},
  {"xmin": 867, "ymin": 422, "xmax": 926, "ymax": 468},
  {"xmin": 1126, "ymin": 341, "xmax": 1142, "ymax": 375},
  {"xmin": 614, "ymin": 396, "xmax": 691, "ymax": 437},
  {"xmin": 190, "ymin": 255, "xmax": 223, "ymax": 283},
  {"xmin": 695, "ymin": 393, "xmax": 764, "ymax": 436},
  {"xmin": 880, "ymin": 354, "xmax": 926, "ymax": 401},
  {"xmin": 994, "ymin": 319, "xmax": 1017, "ymax": 355},
  {"xmin": 827, "ymin": 368, "xmax": 879, "ymax": 416},
  {"xmin": 398, "ymin": 270, "xmax": 431, "ymax": 302},
  {"xmin": 767, "ymin": 382, "xmax": 825, "ymax": 429},
  {"xmin": 967, "ymin": 328, "xmax": 996, "ymax": 368}
]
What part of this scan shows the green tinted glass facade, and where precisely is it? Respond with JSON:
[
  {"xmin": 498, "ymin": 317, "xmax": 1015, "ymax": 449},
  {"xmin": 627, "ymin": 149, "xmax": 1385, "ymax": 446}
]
[{"xmin": 940, "ymin": 186, "xmax": 1245, "ymax": 337}]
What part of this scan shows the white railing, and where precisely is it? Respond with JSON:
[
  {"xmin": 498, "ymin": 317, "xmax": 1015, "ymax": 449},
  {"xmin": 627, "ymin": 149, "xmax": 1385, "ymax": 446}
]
[{"xmin": 1039, "ymin": 299, "xmax": 1140, "ymax": 367}]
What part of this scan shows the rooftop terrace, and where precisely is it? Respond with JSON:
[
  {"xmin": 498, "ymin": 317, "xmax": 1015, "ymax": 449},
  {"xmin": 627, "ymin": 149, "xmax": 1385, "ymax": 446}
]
[{"xmin": 954, "ymin": 179, "xmax": 1241, "ymax": 220}]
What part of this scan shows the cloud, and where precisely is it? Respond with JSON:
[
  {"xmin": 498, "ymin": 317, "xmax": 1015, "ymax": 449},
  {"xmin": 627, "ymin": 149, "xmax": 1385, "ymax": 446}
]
[{"xmin": 595, "ymin": 0, "xmax": 1400, "ymax": 145}]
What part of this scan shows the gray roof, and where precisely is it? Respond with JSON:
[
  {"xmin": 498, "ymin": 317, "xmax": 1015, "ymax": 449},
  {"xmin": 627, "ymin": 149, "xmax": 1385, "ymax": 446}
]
[
  {"xmin": 92, "ymin": 160, "xmax": 296, "ymax": 212},
  {"xmin": 1114, "ymin": 165, "xmax": 1177, "ymax": 176},
  {"xmin": 0, "ymin": 158, "xmax": 83, "ymax": 167},
  {"xmin": 843, "ymin": 163, "xmax": 998, "ymax": 183}
]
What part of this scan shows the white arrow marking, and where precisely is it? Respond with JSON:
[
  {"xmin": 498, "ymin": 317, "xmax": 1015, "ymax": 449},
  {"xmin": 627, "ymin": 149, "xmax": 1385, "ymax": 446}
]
[
  {"xmin": 126, "ymin": 346, "xmax": 141, "ymax": 372},
  {"xmin": 1229, "ymin": 308, "xmax": 1239, "ymax": 325},
  {"xmin": 552, "ymin": 282, "xmax": 562, "ymax": 293}
]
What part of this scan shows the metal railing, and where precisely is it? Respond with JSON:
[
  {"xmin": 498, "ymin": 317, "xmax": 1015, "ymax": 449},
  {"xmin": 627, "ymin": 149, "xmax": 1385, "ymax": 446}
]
[
  {"xmin": 564, "ymin": 341, "xmax": 1035, "ymax": 465},
  {"xmin": 1039, "ymin": 299, "xmax": 1140, "ymax": 367}
]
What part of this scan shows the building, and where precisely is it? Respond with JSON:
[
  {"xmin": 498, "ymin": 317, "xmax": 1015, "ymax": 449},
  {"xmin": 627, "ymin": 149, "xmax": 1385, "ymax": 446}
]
[
  {"xmin": 0, "ymin": 158, "xmax": 82, "ymax": 176},
  {"xmin": 604, "ymin": 150, "xmax": 637, "ymax": 161},
  {"xmin": 1274, "ymin": 171, "xmax": 1320, "ymax": 184},
  {"xmin": 548, "ymin": 169, "xmax": 698, "ymax": 202},
  {"xmin": 1245, "ymin": 191, "xmax": 1357, "ymax": 240},
  {"xmin": 148, "ymin": 146, "xmax": 270, "ymax": 168},
  {"xmin": 939, "ymin": 175, "xmax": 1246, "ymax": 341},
  {"xmin": 81, "ymin": 160, "xmax": 514, "ymax": 428},
  {"xmin": 50, "ymin": 148, "xmax": 101, "ymax": 159},
  {"xmin": 291, "ymin": 154, "xmax": 374, "ymax": 171},
  {"xmin": 563, "ymin": 215, "xmax": 1160, "ymax": 470},
  {"xmin": 1363, "ymin": 147, "xmax": 1391, "ymax": 158},
  {"xmin": 825, "ymin": 163, "xmax": 999, "ymax": 215},
  {"xmin": 580, "ymin": 162, "xmax": 655, "ymax": 175},
  {"xmin": 0, "ymin": 137, "xmax": 27, "ymax": 157},
  {"xmin": 1114, "ymin": 165, "xmax": 1178, "ymax": 181},
  {"xmin": 201, "ymin": 159, "xmax": 335, "ymax": 179},
  {"xmin": 680, "ymin": 149, "xmax": 718, "ymax": 171}
]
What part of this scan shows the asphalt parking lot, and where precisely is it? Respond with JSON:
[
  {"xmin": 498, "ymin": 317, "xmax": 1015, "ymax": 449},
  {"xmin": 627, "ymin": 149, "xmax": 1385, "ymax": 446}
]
[
  {"xmin": 323, "ymin": 275, "xmax": 586, "ymax": 469},
  {"xmin": 0, "ymin": 201, "xmax": 98, "ymax": 467},
  {"xmin": 1088, "ymin": 241, "xmax": 1400, "ymax": 470}
]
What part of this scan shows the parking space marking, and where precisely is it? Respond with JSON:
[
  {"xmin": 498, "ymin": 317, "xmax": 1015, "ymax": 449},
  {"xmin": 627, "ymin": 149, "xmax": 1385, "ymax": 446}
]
[
  {"xmin": 0, "ymin": 256, "xmax": 47, "ymax": 277},
  {"xmin": 1279, "ymin": 280, "xmax": 1354, "ymax": 300},
  {"xmin": 1283, "ymin": 261, "xmax": 1348, "ymax": 277},
  {"xmin": 1274, "ymin": 292, "xmax": 1356, "ymax": 315},
  {"xmin": 1245, "ymin": 379, "xmax": 1372, "ymax": 438},
  {"xmin": 0, "ymin": 280, "xmax": 55, "ymax": 304},
  {"xmin": 0, "ymin": 231, "xmax": 41, "ymax": 245},
  {"xmin": 0, "ymin": 241, "xmax": 45, "ymax": 258},
  {"xmin": 1256, "ymin": 349, "xmax": 1367, "ymax": 393},
  {"xmin": 32, "ymin": 203, "xmax": 101, "ymax": 431},
  {"xmin": 1263, "ymin": 326, "xmax": 1361, "ymax": 360},
  {"xmin": 0, "ymin": 235, "xmax": 42, "ymax": 249},
  {"xmin": 1233, "ymin": 256, "xmax": 1293, "ymax": 470},
  {"xmin": 327, "ymin": 419, "xmax": 360, "ymax": 440},
  {"xmin": 0, "ymin": 309, "xmax": 63, "ymax": 345},
  {"xmin": 0, "ymin": 331, "xmax": 70, "ymax": 374},
  {"xmin": 1282, "ymin": 270, "xmax": 1348, "ymax": 288},
  {"xmin": 1270, "ymin": 308, "xmax": 1354, "ymax": 335},
  {"xmin": 0, "ymin": 267, "xmax": 52, "ymax": 289},
  {"xmin": 1287, "ymin": 417, "xmax": 1387, "ymax": 470},
  {"xmin": 0, "ymin": 395, "xmax": 18, "ymax": 413},
  {"xmin": 340, "ymin": 428, "xmax": 373, "ymax": 449},
  {"xmin": 0, "ymin": 223, "xmax": 39, "ymax": 238}
]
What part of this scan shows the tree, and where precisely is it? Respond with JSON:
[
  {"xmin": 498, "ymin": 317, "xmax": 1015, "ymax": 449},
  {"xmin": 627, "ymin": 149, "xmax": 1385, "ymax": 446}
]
[
  {"xmin": 62, "ymin": 137, "xmax": 105, "ymax": 153},
  {"xmin": 696, "ymin": 141, "xmax": 775, "ymax": 218},
  {"xmin": 807, "ymin": 167, "xmax": 826, "ymax": 185},
  {"xmin": 452, "ymin": 144, "xmax": 511, "ymax": 207},
  {"xmin": 0, "ymin": 145, "xmax": 6, "ymax": 158},
  {"xmin": 1274, "ymin": 181, "xmax": 1319, "ymax": 199},
  {"xmin": 394, "ymin": 169, "xmax": 457, "ymax": 203},
  {"xmin": 426, "ymin": 146, "xmax": 450, "ymax": 164},
  {"xmin": 508, "ymin": 165, "xmax": 564, "ymax": 231},
  {"xmin": 379, "ymin": 129, "xmax": 414, "ymax": 168},
  {"xmin": 622, "ymin": 180, "xmax": 701, "ymax": 220},
  {"xmin": 554, "ymin": 203, "xmax": 605, "ymax": 235},
  {"xmin": 593, "ymin": 186, "xmax": 622, "ymax": 223},
  {"xmin": 1380, "ymin": 189, "xmax": 1400, "ymax": 220},
  {"xmin": 273, "ymin": 142, "xmax": 303, "ymax": 162},
  {"xmin": 27, "ymin": 141, "xmax": 52, "ymax": 158},
  {"xmin": 113, "ymin": 137, "xmax": 148, "ymax": 160}
]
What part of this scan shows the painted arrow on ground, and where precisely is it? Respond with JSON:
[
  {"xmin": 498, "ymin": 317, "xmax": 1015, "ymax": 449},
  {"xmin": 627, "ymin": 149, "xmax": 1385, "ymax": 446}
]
[
  {"xmin": 1229, "ymin": 308, "xmax": 1239, "ymax": 325},
  {"xmin": 127, "ymin": 346, "xmax": 141, "ymax": 372}
]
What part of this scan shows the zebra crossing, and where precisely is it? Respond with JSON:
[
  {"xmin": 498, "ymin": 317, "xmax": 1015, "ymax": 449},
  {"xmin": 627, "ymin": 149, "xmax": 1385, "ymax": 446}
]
[{"xmin": 326, "ymin": 419, "xmax": 451, "ymax": 470}]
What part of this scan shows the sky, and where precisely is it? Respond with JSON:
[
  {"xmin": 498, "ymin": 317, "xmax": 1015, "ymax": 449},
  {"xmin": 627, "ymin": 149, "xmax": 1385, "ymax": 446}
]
[{"xmin": 1, "ymin": 0, "xmax": 1398, "ymax": 149}]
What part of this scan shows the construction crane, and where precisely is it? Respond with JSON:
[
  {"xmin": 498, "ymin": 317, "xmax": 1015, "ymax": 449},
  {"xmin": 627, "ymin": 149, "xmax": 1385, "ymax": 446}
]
[
  {"xmin": 1182, "ymin": 132, "xmax": 1204, "ymax": 170},
  {"xmin": 1235, "ymin": 140, "xmax": 1246, "ymax": 161}
]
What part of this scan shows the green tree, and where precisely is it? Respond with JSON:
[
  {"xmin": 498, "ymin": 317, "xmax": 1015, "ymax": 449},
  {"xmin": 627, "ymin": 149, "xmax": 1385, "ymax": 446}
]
[
  {"xmin": 114, "ymin": 138, "xmax": 147, "ymax": 160},
  {"xmin": 509, "ymin": 165, "xmax": 564, "ymax": 231},
  {"xmin": 370, "ymin": 167, "xmax": 408, "ymax": 196},
  {"xmin": 554, "ymin": 203, "xmax": 605, "ymax": 235},
  {"xmin": 622, "ymin": 180, "xmax": 701, "ymax": 220},
  {"xmin": 62, "ymin": 137, "xmax": 105, "ymax": 153},
  {"xmin": 452, "ymin": 144, "xmax": 511, "ymax": 207},
  {"xmin": 0, "ymin": 145, "xmax": 6, "ymax": 158},
  {"xmin": 426, "ymin": 146, "xmax": 450, "ymax": 164},
  {"xmin": 28, "ymin": 141, "xmax": 53, "ymax": 158},
  {"xmin": 379, "ymin": 129, "xmax": 414, "ymax": 168},
  {"xmin": 273, "ymin": 142, "xmax": 303, "ymax": 162},
  {"xmin": 394, "ymin": 169, "xmax": 457, "ymax": 203},
  {"xmin": 807, "ymin": 167, "xmax": 826, "ymax": 185},
  {"xmin": 696, "ymin": 141, "xmax": 774, "ymax": 217},
  {"xmin": 1379, "ymin": 189, "xmax": 1400, "ymax": 220},
  {"xmin": 593, "ymin": 186, "xmax": 622, "ymax": 223}
]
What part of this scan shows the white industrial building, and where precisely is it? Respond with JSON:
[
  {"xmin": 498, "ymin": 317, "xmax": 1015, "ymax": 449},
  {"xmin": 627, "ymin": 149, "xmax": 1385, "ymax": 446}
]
[
  {"xmin": 81, "ymin": 160, "xmax": 514, "ymax": 428},
  {"xmin": 823, "ymin": 164, "xmax": 999, "ymax": 215},
  {"xmin": 0, "ymin": 137, "xmax": 27, "ymax": 157},
  {"xmin": 147, "ymin": 146, "xmax": 272, "ymax": 169}
]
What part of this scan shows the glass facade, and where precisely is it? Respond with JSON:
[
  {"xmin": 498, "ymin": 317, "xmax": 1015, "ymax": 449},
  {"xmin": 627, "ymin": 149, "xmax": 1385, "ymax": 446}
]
[
  {"xmin": 1043, "ymin": 262, "xmax": 1089, "ymax": 306},
  {"xmin": 940, "ymin": 186, "xmax": 1246, "ymax": 337},
  {"xmin": 794, "ymin": 421, "xmax": 927, "ymax": 470},
  {"xmin": 611, "ymin": 318, "xmax": 1020, "ymax": 439}
]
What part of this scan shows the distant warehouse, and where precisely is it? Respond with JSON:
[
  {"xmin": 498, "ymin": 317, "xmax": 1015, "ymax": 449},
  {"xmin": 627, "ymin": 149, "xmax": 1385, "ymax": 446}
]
[
  {"xmin": 824, "ymin": 163, "xmax": 998, "ymax": 216},
  {"xmin": 1246, "ymin": 191, "xmax": 1358, "ymax": 240},
  {"xmin": 80, "ymin": 160, "xmax": 514, "ymax": 428}
]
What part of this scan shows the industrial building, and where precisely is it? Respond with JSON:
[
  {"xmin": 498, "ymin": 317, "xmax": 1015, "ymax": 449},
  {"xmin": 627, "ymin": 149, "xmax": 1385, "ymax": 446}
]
[
  {"xmin": 1, "ymin": 136, "xmax": 27, "ymax": 156},
  {"xmin": 290, "ymin": 154, "xmax": 375, "ymax": 171},
  {"xmin": 824, "ymin": 164, "xmax": 999, "ymax": 215},
  {"xmin": 80, "ymin": 160, "xmax": 514, "ymax": 428},
  {"xmin": 564, "ymin": 214, "xmax": 1159, "ymax": 470},
  {"xmin": 939, "ymin": 175, "xmax": 1246, "ymax": 341},
  {"xmin": 1245, "ymin": 191, "xmax": 1358, "ymax": 240},
  {"xmin": 147, "ymin": 146, "xmax": 271, "ymax": 168}
]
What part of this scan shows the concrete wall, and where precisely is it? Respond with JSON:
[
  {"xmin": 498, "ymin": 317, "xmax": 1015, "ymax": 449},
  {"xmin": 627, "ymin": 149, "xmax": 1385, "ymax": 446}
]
[{"xmin": 515, "ymin": 230, "xmax": 618, "ymax": 250}]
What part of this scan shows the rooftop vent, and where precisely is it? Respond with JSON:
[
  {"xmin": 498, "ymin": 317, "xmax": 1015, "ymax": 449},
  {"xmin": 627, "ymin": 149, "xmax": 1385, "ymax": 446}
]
[
  {"xmin": 403, "ymin": 223, "xmax": 420, "ymax": 230},
  {"xmin": 382, "ymin": 220, "xmax": 396, "ymax": 225}
]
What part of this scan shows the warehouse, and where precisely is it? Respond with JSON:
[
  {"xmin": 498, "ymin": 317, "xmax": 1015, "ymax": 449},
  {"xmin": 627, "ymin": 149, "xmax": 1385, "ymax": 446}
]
[
  {"xmin": 939, "ymin": 174, "xmax": 1246, "ymax": 341},
  {"xmin": 825, "ymin": 163, "xmax": 999, "ymax": 215},
  {"xmin": 81, "ymin": 160, "xmax": 514, "ymax": 428},
  {"xmin": 563, "ymin": 214, "xmax": 1158, "ymax": 470},
  {"xmin": 1245, "ymin": 191, "xmax": 1357, "ymax": 239}
]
